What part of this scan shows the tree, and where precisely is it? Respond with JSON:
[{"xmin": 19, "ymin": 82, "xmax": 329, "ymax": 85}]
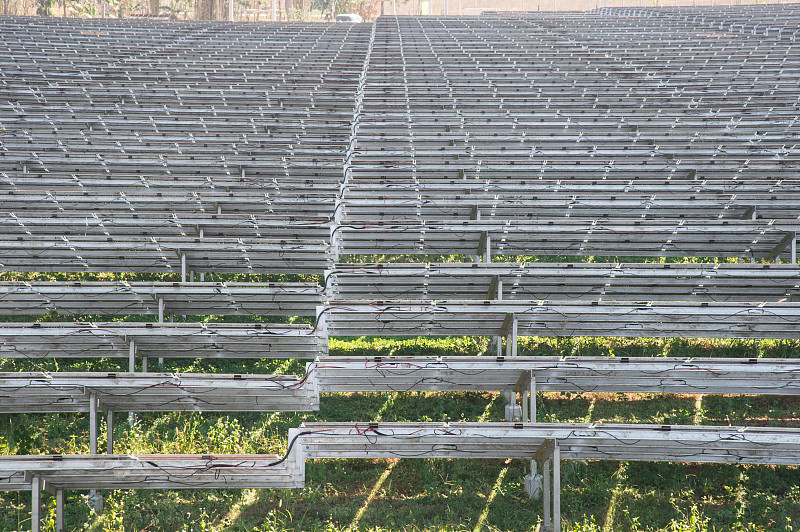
[{"xmin": 197, "ymin": 0, "xmax": 216, "ymax": 18}]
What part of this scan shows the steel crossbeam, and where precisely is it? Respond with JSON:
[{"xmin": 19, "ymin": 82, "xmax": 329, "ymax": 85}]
[
  {"xmin": 0, "ymin": 371, "xmax": 319, "ymax": 413},
  {"xmin": 312, "ymin": 355, "xmax": 800, "ymax": 395},
  {"xmin": 297, "ymin": 421, "xmax": 800, "ymax": 465},
  {"xmin": 0, "ymin": 281, "xmax": 322, "ymax": 316},
  {"xmin": 326, "ymin": 263, "xmax": 800, "ymax": 302},
  {"xmin": 321, "ymin": 300, "xmax": 800, "ymax": 340},
  {"xmin": 0, "ymin": 235, "xmax": 330, "ymax": 274},
  {"xmin": 336, "ymin": 220, "xmax": 796, "ymax": 259},
  {"xmin": 0, "ymin": 322, "xmax": 324, "ymax": 360},
  {"xmin": 0, "ymin": 452, "xmax": 304, "ymax": 491}
]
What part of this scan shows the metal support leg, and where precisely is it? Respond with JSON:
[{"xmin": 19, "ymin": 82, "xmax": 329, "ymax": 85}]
[
  {"xmin": 543, "ymin": 459, "xmax": 551, "ymax": 527},
  {"xmin": 484, "ymin": 234, "xmax": 491, "ymax": 263},
  {"xmin": 181, "ymin": 253, "xmax": 187, "ymax": 283},
  {"xmin": 56, "ymin": 489, "xmax": 64, "ymax": 532},
  {"xmin": 522, "ymin": 386, "xmax": 528, "ymax": 421},
  {"xmin": 158, "ymin": 298, "xmax": 165, "ymax": 366},
  {"xmin": 89, "ymin": 393, "xmax": 99, "ymax": 511},
  {"xmin": 107, "ymin": 410, "xmax": 114, "ymax": 454},
  {"xmin": 511, "ymin": 318, "xmax": 518, "ymax": 357},
  {"xmin": 504, "ymin": 335, "xmax": 513, "ymax": 406},
  {"xmin": 31, "ymin": 475, "xmax": 41, "ymax": 532},
  {"xmin": 553, "ymin": 445, "xmax": 561, "ymax": 532},
  {"xmin": 89, "ymin": 394, "xmax": 97, "ymax": 455},
  {"xmin": 495, "ymin": 280, "xmax": 503, "ymax": 357},
  {"xmin": 530, "ymin": 372, "xmax": 536, "ymax": 422},
  {"xmin": 128, "ymin": 341, "xmax": 135, "ymax": 373},
  {"xmin": 792, "ymin": 237, "xmax": 796, "ymax": 263},
  {"xmin": 129, "ymin": 341, "xmax": 135, "ymax": 425},
  {"xmin": 142, "ymin": 357, "xmax": 148, "ymax": 373}
]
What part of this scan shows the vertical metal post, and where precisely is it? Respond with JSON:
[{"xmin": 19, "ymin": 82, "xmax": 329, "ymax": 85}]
[
  {"xmin": 89, "ymin": 393, "xmax": 98, "ymax": 514},
  {"xmin": 792, "ymin": 236, "xmax": 796, "ymax": 263},
  {"xmin": 62, "ymin": 0, "xmax": 66, "ymax": 17},
  {"xmin": 495, "ymin": 280, "xmax": 503, "ymax": 357},
  {"xmin": 522, "ymin": 384, "xmax": 528, "ymax": 421},
  {"xmin": 158, "ymin": 299, "xmax": 164, "ymax": 366},
  {"xmin": 181, "ymin": 254, "xmax": 187, "ymax": 283},
  {"xmin": 142, "ymin": 357, "xmax": 148, "ymax": 372},
  {"xmin": 543, "ymin": 459, "xmax": 551, "ymax": 526},
  {"xmin": 107, "ymin": 410, "xmax": 114, "ymax": 454},
  {"xmin": 511, "ymin": 318, "xmax": 518, "ymax": 357},
  {"xmin": 56, "ymin": 489, "xmax": 64, "ymax": 532},
  {"xmin": 31, "ymin": 475, "xmax": 41, "ymax": 532},
  {"xmin": 229, "ymin": 0, "xmax": 234, "ymax": 20},
  {"xmin": 504, "ymin": 320, "xmax": 513, "ymax": 408},
  {"xmin": 89, "ymin": 394, "xmax": 98, "ymax": 455},
  {"xmin": 272, "ymin": 0, "xmax": 276, "ymax": 20},
  {"xmin": 392, "ymin": 0, "xmax": 396, "ymax": 14},
  {"xmin": 484, "ymin": 234, "xmax": 491, "ymax": 263},
  {"xmin": 129, "ymin": 340, "xmax": 135, "ymax": 425},
  {"xmin": 101, "ymin": 0, "xmax": 105, "ymax": 17},
  {"xmin": 530, "ymin": 372, "xmax": 536, "ymax": 422},
  {"xmin": 554, "ymin": 444, "xmax": 561, "ymax": 532}
]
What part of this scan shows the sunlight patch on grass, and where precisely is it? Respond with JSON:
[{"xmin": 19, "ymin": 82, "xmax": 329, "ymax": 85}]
[
  {"xmin": 478, "ymin": 394, "xmax": 500, "ymax": 422},
  {"xmin": 347, "ymin": 460, "xmax": 397, "ymax": 530},
  {"xmin": 212, "ymin": 489, "xmax": 258, "ymax": 532},
  {"xmin": 473, "ymin": 458, "xmax": 511, "ymax": 532},
  {"xmin": 693, "ymin": 395, "xmax": 705, "ymax": 426},
  {"xmin": 602, "ymin": 462, "xmax": 628, "ymax": 532}
]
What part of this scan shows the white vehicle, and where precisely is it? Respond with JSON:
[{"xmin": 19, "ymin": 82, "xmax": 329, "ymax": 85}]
[{"xmin": 335, "ymin": 13, "xmax": 364, "ymax": 22}]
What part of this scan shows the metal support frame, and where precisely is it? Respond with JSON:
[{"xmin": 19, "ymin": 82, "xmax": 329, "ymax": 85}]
[
  {"xmin": 494, "ymin": 278, "xmax": 503, "ymax": 357},
  {"xmin": 56, "ymin": 489, "xmax": 64, "ymax": 532},
  {"xmin": 534, "ymin": 440, "xmax": 560, "ymax": 532},
  {"xmin": 31, "ymin": 475, "xmax": 41, "ymax": 532},
  {"xmin": 89, "ymin": 393, "xmax": 100, "ymax": 512},
  {"xmin": 107, "ymin": 410, "xmax": 114, "ymax": 455},
  {"xmin": 158, "ymin": 298, "xmax": 165, "ymax": 366},
  {"xmin": 128, "ymin": 341, "xmax": 135, "ymax": 373},
  {"xmin": 502, "ymin": 314, "xmax": 519, "ymax": 420},
  {"xmin": 766, "ymin": 231, "xmax": 795, "ymax": 263}
]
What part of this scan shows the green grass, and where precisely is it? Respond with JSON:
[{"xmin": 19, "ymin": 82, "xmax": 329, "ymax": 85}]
[{"xmin": 1, "ymin": 335, "xmax": 798, "ymax": 531}]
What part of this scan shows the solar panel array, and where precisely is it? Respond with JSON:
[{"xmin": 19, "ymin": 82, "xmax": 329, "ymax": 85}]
[{"xmin": 1, "ymin": 6, "xmax": 800, "ymax": 531}]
